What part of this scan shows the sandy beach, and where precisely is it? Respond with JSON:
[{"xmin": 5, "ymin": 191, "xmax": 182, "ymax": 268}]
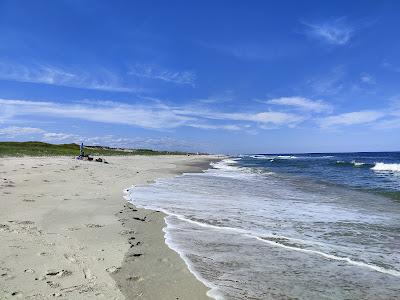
[{"xmin": 0, "ymin": 155, "xmax": 219, "ymax": 299}]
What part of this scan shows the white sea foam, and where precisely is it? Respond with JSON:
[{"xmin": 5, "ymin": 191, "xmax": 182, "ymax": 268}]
[
  {"xmin": 208, "ymin": 158, "xmax": 261, "ymax": 179},
  {"xmin": 254, "ymin": 236, "xmax": 400, "ymax": 277},
  {"xmin": 277, "ymin": 155, "xmax": 297, "ymax": 159},
  {"xmin": 123, "ymin": 156, "xmax": 400, "ymax": 299},
  {"xmin": 351, "ymin": 160, "xmax": 365, "ymax": 167},
  {"xmin": 372, "ymin": 162, "xmax": 400, "ymax": 172},
  {"xmin": 176, "ymin": 215, "xmax": 400, "ymax": 278},
  {"xmin": 163, "ymin": 218, "xmax": 225, "ymax": 300},
  {"xmin": 124, "ymin": 191, "xmax": 225, "ymax": 300},
  {"xmin": 126, "ymin": 186, "xmax": 400, "ymax": 279}
]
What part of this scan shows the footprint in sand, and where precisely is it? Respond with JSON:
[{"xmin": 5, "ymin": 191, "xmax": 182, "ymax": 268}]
[
  {"xmin": 0, "ymin": 267, "xmax": 15, "ymax": 280},
  {"xmin": 105, "ymin": 266, "xmax": 120, "ymax": 274},
  {"xmin": 45, "ymin": 269, "xmax": 72, "ymax": 278},
  {"xmin": 126, "ymin": 275, "xmax": 143, "ymax": 283},
  {"xmin": 66, "ymin": 227, "xmax": 81, "ymax": 231},
  {"xmin": 49, "ymin": 292, "xmax": 63, "ymax": 297},
  {"xmin": 128, "ymin": 253, "xmax": 143, "ymax": 258},
  {"xmin": 64, "ymin": 254, "xmax": 79, "ymax": 264},
  {"xmin": 0, "ymin": 224, "xmax": 10, "ymax": 232},
  {"xmin": 83, "ymin": 268, "xmax": 96, "ymax": 280},
  {"xmin": 24, "ymin": 269, "xmax": 35, "ymax": 274},
  {"xmin": 85, "ymin": 224, "xmax": 104, "ymax": 228},
  {"xmin": 119, "ymin": 229, "xmax": 135, "ymax": 236},
  {"xmin": 46, "ymin": 281, "xmax": 60, "ymax": 288}
]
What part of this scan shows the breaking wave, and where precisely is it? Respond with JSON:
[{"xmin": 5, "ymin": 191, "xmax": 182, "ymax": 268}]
[{"xmin": 372, "ymin": 162, "xmax": 400, "ymax": 172}]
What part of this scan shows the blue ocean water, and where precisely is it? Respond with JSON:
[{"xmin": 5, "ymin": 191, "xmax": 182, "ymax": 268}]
[
  {"xmin": 241, "ymin": 152, "xmax": 400, "ymax": 199},
  {"xmin": 127, "ymin": 152, "xmax": 400, "ymax": 300}
]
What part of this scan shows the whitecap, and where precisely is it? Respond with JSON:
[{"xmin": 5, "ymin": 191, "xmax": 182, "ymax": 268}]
[{"xmin": 372, "ymin": 162, "xmax": 400, "ymax": 172}]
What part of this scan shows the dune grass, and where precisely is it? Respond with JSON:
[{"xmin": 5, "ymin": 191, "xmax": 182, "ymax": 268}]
[{"xmin": 0, "ymin": 141, "xmax": 189, "ymax": 157}]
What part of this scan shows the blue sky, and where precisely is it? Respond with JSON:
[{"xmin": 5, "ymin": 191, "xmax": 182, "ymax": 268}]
[{"xmin": 0, "ymin": 0, "xmax": 399, "ymax": 153}]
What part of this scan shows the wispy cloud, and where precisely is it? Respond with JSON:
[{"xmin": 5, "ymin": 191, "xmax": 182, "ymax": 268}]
[
  {"xmin": 128, "ymin": 64, "xmax": 196, "ymax": 86},
  {"xmin": 360, "ymin": 72, "xmax": 375, "ymax": 84},
  {"xmin": 0, "ymin": 98, "xmax": 192, "ymax": 129},
  {"xmin": 198, "ymin": 41, "xmax": 302, "ymax": 61},
  {"xmin": 374, "ymin": 118, "xmax": 400, "ymax": 129},
  {"xmin": 381, "ymin": 60, "xmax": 400, "ymax": 73},
  {"xmin": 1, "ymin": 98, "xmax": 397, "ymax": 134},
  {"xmin": 307, "ymin": 66, "xmax": 345, "ymax": 96},
  {"xmin": 302, "ymin": 17, "xmax": 355, "ymax": 46},
  {"xmin": 266, "ymin": 96, "xmax": 332, "ymax": 113},
  {"xmin": 189, "ymin": 123, "xmax": 244, "ymax": 131},
  {"xmin": 0, "ymin": 62, "xmax": 141, "ymax": 93},
  {"xmin": 0, "ymin": 126, "xmax": 45, "ymax": 137},
  {"xmin": 0, "ymin": 98, "xmax": 308, "ymax": 131},
  {"xmin": 175, "ymin": 108, "xmax": 304, "ymax": 127},
  {"xmin": 319, "ymin": 110, "xmax": 385, "ymax": 128}
]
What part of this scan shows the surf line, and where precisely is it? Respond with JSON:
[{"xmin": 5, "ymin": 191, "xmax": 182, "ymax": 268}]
[
  {"xmin": 168, "ymin": 212, "xmax": 400, "ymax": 278},
  {"xmin": 125, "ymin": 188, "xmax": 400, "ymax": 278},
  {"xmin": 253, "ymin": 236, "xmax": 400, "ymax": 277}
]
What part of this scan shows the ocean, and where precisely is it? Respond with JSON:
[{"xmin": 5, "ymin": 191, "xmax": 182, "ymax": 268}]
[{"xmin": 126, "ymin": 152, "xmax": 400, "ymax": 299}]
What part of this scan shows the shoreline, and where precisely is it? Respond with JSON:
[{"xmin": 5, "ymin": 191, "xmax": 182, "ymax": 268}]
[
  {"xmin": 112, "ymin": 157, "xmax": 222, "ymax": 300},
  {"xmin": 0, "ymin": 155, "xmax": 222, "ymax": 299}
]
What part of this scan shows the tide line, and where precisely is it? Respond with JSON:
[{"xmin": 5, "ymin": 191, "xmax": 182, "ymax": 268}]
[{"xmin": 166, "ymin": 211, "xmax": 400, "ymax": 278}]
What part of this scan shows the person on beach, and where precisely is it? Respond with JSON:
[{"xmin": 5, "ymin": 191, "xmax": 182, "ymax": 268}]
[{"xmin": 80, "ymin": 142, "xmax": 84, "ymax": 157}]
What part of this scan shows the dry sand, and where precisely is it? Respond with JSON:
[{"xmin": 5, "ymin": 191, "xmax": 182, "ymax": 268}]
[{"xmin": 0, "ymin": 155, "xmax": 220, "ymax": 299}]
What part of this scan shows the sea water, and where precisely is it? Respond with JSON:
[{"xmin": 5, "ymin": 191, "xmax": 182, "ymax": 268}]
[{"xmin": 126, "ymin": 152, "xmax": 400, "ymax": 299}]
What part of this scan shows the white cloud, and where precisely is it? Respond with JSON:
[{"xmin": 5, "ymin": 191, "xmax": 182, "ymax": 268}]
[
  {"xmin": 0, "ymin": 98, "xmax": 307, "ymax": 131},
  {"xmin": 360, "ymin": 72, "xmax": 375, "ymax": 84},
  {"xmin": 198, "ymin": 41, "xmax": 302, "ymax": 61},
  {"xmin": 266, "ymin": 96, "xmax": 332, "ymax": 113},
  {"xmin": 189, "ymin": 123, "xmax": 243, "ymax": 130},
  {"xmin": 42, "ymin": 132, "xmax": 75, "ymax": 141},
  {"xmin": 374, "ymin": 118, "xmax": 400, "ymax": 129},
  {"xmin": 0, "ymin": 126, "xmax": 45, "ymax": 136},
  {"xmin": 303, "ymin": 18, "xmax": 354, "ymax": 46},
  {"xmin": 381, "ymin": 60, "xmax": 400, "ymax": 73},
  {"xmin": 175, "ymin": 108, "xmax": 304, "ymax": 127},
  {"xmin": 319, "ymin": 110, "xmax": 385, "ymax": 128},
  {"xmin": 307, "ymin": 66, "xmax": 345, "ymax": 96},
  {"xmin": 0, "ymin": 62, "xmax": 141, "ymax": 93},
  {"xmin": 129, "ymin": 64, "xmax": 196, "ymax": 86},
  {"xmin": 0, "ymin": 98, "xmax": 192, "ymax": 129}
]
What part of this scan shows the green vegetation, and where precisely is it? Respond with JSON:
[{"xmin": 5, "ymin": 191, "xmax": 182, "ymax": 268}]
[{"xmin": 0, "ymin": 141, "xmax": 191, "ymax": 157}]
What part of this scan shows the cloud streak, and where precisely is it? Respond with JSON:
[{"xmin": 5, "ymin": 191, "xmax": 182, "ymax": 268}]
[
  {"xmin": 266, "ymin": 96, "xmax": 332, "ymax": 113},
  {"xmin": 2, "ymin": 97, "xmax": 393, "ymax": 132},
  {"xmin": 360, "ymin": 72, "xmax": 375, "ymax": 84},
  {"xmin": 129, "ymin": 64, "xmax": 196, "ymax": 86},
  {"xmin": 0, "ymin": 62, "xmax": 141, "ymax": 93},
  {"xmin": 319, "ymin": 110, "xmax": 385, "ymax": 128},
  {"xmin": 302, "ymin": 18, "xmax": 355, "ymax": 46},
  {"xmin": 0, "ymin": 98, "xmax": 310, "ymax": 131}
]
